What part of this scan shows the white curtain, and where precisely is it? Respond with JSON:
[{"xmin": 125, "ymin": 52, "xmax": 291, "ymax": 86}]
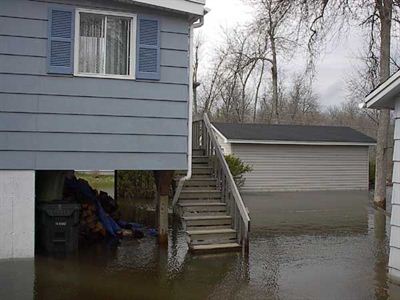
[
  {"xmin": 79, "ymin": 13, "xmax": 105, "ymax": 74},
  {"xmin": 106, "ymin": 16, "xmax": 130, "ymax": 75},
  {"xmin": 79, "ymin": 13, "xmax": 130, "ymax": 76}
]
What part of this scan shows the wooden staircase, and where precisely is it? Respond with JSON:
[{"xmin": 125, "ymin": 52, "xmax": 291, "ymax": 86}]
[
  {"xmin": 176, "ymin": 148, "xmax": 242, "ymax": 253},
  {"xmin": 173, "ymin": 115, "xmax": 250, "ymax": 254}
]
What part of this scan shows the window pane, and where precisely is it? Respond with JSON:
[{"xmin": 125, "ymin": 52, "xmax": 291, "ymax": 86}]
[
  {"xmin": 79, "ymin": 13, "xmax": 105, "ymax": 74},
  {"xmin": 106, "ymin": 16, "xmax": 130, "ymax": 75}
]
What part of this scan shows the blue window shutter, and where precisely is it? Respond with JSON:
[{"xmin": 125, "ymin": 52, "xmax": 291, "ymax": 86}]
[
  {"xmin": 136, "ymin": 16, "xmax": 160, "ymax": 80},
  {"xmin": 48, "ymin": 7, "xmax": 74, "ymax": 74}
]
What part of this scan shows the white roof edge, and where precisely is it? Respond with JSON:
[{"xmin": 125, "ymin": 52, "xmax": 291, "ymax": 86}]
[
  {"xmin": 131, "ymin": 0, "xmax": 206, "ymax": 16},
  {"xmin": 365, "ymin": 70, "xmax": 400, "ymax": 109},
  {"xmin": 226, "ymin": 139, "xmax": 375, "ymax": 146}
]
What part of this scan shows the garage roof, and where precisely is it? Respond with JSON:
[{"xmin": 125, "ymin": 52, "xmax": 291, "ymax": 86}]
[{"xmin": 212, "ymin": 123, "xmax": 376, "ymax": 146}]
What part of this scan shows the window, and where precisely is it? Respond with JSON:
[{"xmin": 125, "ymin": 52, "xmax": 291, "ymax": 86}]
[{"xmin": 74, "ymin": 9, "xmax": 136, "ymax": 79}]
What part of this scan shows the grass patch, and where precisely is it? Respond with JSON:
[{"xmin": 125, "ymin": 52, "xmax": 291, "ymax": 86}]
[{"xmin": 76, "ymin": 172, "xmax": 114, "ymax": 191}]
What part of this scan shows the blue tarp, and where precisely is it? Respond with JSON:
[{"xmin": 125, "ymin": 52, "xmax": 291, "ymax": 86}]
[{"xmin": 65, "ymin": 177, "xmax": 121, "ymax": 237}]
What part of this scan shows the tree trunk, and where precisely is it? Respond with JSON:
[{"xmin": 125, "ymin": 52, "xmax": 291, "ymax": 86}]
[
  {"xmin": 254, "ymin": 61, "xmax": 265, "ymax": 122},
  {"xmin": 270, "ymin": 35, "xmax": 279, "ymax": 124},
  {"xmin": 374, "ymin": 0, "xmax": 392, "ymax": 209}
]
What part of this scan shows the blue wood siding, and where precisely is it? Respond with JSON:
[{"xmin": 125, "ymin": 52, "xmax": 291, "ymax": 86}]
[{"xmin": 0, "ymin": 0, "xmax": 190, "ymax": 170}]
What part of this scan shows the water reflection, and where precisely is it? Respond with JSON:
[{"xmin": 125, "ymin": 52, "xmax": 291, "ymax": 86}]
[
  {"xmin": 374, "ymin": 210, "xmax": 389, "ymax": 300},
  {"xmin": 1, "ymin": 190, "xmax": 399, "ymax": 300}
]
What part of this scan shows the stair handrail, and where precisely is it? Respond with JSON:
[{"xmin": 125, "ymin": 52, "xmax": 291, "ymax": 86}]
[{"xmin": 200, "ymin": 114, "xmax": 250, "ymax": 252}]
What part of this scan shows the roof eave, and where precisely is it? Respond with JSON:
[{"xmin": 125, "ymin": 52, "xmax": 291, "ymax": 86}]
[
  {"xmin": 365, "ymin": 70, "xmax": 400, "ymax": 110},
  {"xmin": 112, "ymin": 0, "xmax": 207, "ymax": 16},
  {"xmin": 226, "ymin": 139, "xmax": 376, "ymax": 147}
]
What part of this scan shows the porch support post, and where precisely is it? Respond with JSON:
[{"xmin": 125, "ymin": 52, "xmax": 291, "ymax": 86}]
[
  {"xmin": 154, "ymin": 171, "xmax": 174, "ymax": 246},
  {"xmin": 114, "ymin": 170, "xmax": 118, "ymax": 202}
]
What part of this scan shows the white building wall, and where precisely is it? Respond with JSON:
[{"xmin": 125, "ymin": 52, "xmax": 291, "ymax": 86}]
[
  {"xmin": 0, "ymin": 171, "xmax": 35, "ymax": 259},
  {"xmin": 389, "ymin": 98, "xmax": 400, "ymax": 281}
]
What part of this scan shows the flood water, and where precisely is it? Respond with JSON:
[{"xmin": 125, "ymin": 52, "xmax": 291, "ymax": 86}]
[{"xmin": 1, "ymin": 190, "xmax": 400, "ymax": 299}]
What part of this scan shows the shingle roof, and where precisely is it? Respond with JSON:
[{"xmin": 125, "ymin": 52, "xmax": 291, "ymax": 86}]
[{"xmin": 212, "ymin": 123, "xmax": 376, "ymax": 144}]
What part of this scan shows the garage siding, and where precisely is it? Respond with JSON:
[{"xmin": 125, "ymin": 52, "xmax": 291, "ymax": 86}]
[{"xmin": 230, "ymin": 144, "xmax": 369, "ymax": 192}]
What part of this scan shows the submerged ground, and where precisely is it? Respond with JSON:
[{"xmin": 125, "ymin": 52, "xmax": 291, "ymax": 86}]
[{"xmin": 1, "ymin": 190, "xmax": 400, "ymax": 299}]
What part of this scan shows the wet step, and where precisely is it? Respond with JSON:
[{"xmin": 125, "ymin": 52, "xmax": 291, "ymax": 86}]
[
  {"xmin": 189, "ymin": 174, "xmax": 216, "ymax": 180},
  {"xmin": 179, "ymin": 199, "xmax": 223, "ymax": 205},
  {"xmin": 192, "ymin": 149, "xmax": 205, "ymax": 156},
  {"xmin": 192, "ymin": 156, "xmax": 209, "ymax": 164},
  {"xmin": 192, "ymin": 167, "xmax": 213, "ymax": 175},
  {"xmin": 175, "ymin": 167, "xmax": 213, "ymax": 176},
  {"xmin": 190, "ymin": 242, "xmax": 241, "ymax": 253},
  {"xmin": 180, "ymin": 189, "xmax": 221, "ymax": 199},
  {"xmin": 184, "ymin": 179, "xmax": 217, "ymax": 188},
  {"xmin": 175, "ymin": 146, "xmax": 242, "ymax": 254},
  {"xmin": 178, "ymin": 202, "xmax": 227, "ymax": 216},
  {"xmin": 187, "ymin": 229, "xmax": 237, "ymax": 246},
  {"xmin": 183, "ymin": 215, "xmax": 232, "ymax": 230}
]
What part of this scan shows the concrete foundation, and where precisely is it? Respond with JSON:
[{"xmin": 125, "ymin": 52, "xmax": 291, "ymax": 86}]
[{"xmin": 0, "ymin": 171, "xmax": 35, "ymax": 259}]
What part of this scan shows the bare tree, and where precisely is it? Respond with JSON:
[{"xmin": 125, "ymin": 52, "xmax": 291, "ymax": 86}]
[
  {"xmin": 294, "ymin": 0, "xmax": 399, "ymax": 208},
  {"xmin": 284, "ymin": 74, "xmax": 321, "ymax": 125},
  {"xmin": 200, "ymin": 52, "xmax": 226, "ymax": 114},
  {"xmin": 254, "ymin": 60, "xmax": 266, "ymax": 122},
  {"xmin": 192, "ymin": 35, "xmax": 203, "ymax": 115},
  {"xmin": 250, "ymin": 0, "xmax": 298, "ymax": 124}
]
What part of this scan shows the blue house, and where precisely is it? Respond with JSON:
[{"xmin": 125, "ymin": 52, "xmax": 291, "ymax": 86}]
[{"xmin": 0, "ymin": 0, "xmax": 207, "ymax": 259}]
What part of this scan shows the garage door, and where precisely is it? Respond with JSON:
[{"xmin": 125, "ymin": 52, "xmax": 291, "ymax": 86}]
[{"xmin": 230, "ymin": 144, "xmax": 369, "ymax": 192}]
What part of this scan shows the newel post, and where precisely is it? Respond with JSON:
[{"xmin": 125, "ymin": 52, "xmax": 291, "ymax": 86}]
[{"xmin": 154, "ymin": 171, "xmax": 174, "ymax": 246}]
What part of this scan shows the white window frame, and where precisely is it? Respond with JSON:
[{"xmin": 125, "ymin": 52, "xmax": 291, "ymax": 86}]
[{"xmin": 74, "ymin": 8, "xmax": 136, "ymax": 80}]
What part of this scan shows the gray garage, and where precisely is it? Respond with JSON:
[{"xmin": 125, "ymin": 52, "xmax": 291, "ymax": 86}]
[{"xmin": 212, "ymin": 123, "xmax": 375, "ymax": 192}]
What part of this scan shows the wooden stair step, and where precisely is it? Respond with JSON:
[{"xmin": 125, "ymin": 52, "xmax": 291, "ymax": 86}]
[
  {"xmin": 183, "ymin": 215, "xmax": 232, "ymax": 229},
  {"xmin": 179, "ymin": 199, "xmax": 222, "ymax": 204},
  {"xmin": 183, "ymin": 215, "xmax": 231, "ymax": 221},
  {"xmin": 192, "ymin": 168, "xmax": 213, "ymax": 175},
  {"xmin": 190, "ymin": 243, "xmax": 241, "ymax": 253},
  {"xmin": 187, "ymin": 229, "xmax": 236, "ymax": 235},
  {"xmin": 184, "ymin": 179, "xmax": 217, "ymax": 187},
  {"xmin": 181, "ymin": 189, "xmax": 220, "ymax": 193},
  {"xmin": 179, "ymin": 203, "xmax": 227, "ymax": 216},
  {"xmin": 178, "ymin": 202, "xmax": 226, "ymax": 207},
  {"xmin": 192, "ymin": 156, "xmax": 209, "ymax": 163},
  {"xmin": 192, "ymin": 149, "xmax": 205, "ymax": 156},
  {"xmin": 187, "ymin": 229, "xmax": 238, "ymax": 245},
  {"xmin": 186, "ymin": 225, "xmax": 232, "ymax": 230},
  {"xmin": 190, "ymin": 175, "xmax": 215, "ymax": 180},
  {"xmin": 180, "ymin": 190, "xmax": 221, "ymax": 199}
]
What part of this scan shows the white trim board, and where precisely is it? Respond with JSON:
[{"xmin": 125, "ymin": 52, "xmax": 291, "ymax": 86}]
[
  {"xmin": 226, "ymin": 139, "xmax": 375, "ymax": 146},
  {"xmin": 365, "ymin": 69, "xmax": 400, "ymax": 109},
  {"xmin": 74, "ymin": 8, "xmax": 137, "ymax": 80},
  {"xmin": 122, "ymin": 0, "xmax": 206, "ymax": 16}
]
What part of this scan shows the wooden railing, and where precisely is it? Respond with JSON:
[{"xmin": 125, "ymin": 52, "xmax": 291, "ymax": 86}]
[{"xmin": 192, "ymin": 114, "xmax": 250, "ymax": 252}]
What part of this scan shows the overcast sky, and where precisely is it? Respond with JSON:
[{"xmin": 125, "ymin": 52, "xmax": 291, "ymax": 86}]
[{"xmin": 198, "ymin": 0, "xmax": 365, "ymax": 108}]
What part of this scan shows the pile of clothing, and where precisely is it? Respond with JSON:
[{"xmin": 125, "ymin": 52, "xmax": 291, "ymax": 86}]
[{"xmin": 63, "ymin": 173, "xmax": 149, "ymax": 245}]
